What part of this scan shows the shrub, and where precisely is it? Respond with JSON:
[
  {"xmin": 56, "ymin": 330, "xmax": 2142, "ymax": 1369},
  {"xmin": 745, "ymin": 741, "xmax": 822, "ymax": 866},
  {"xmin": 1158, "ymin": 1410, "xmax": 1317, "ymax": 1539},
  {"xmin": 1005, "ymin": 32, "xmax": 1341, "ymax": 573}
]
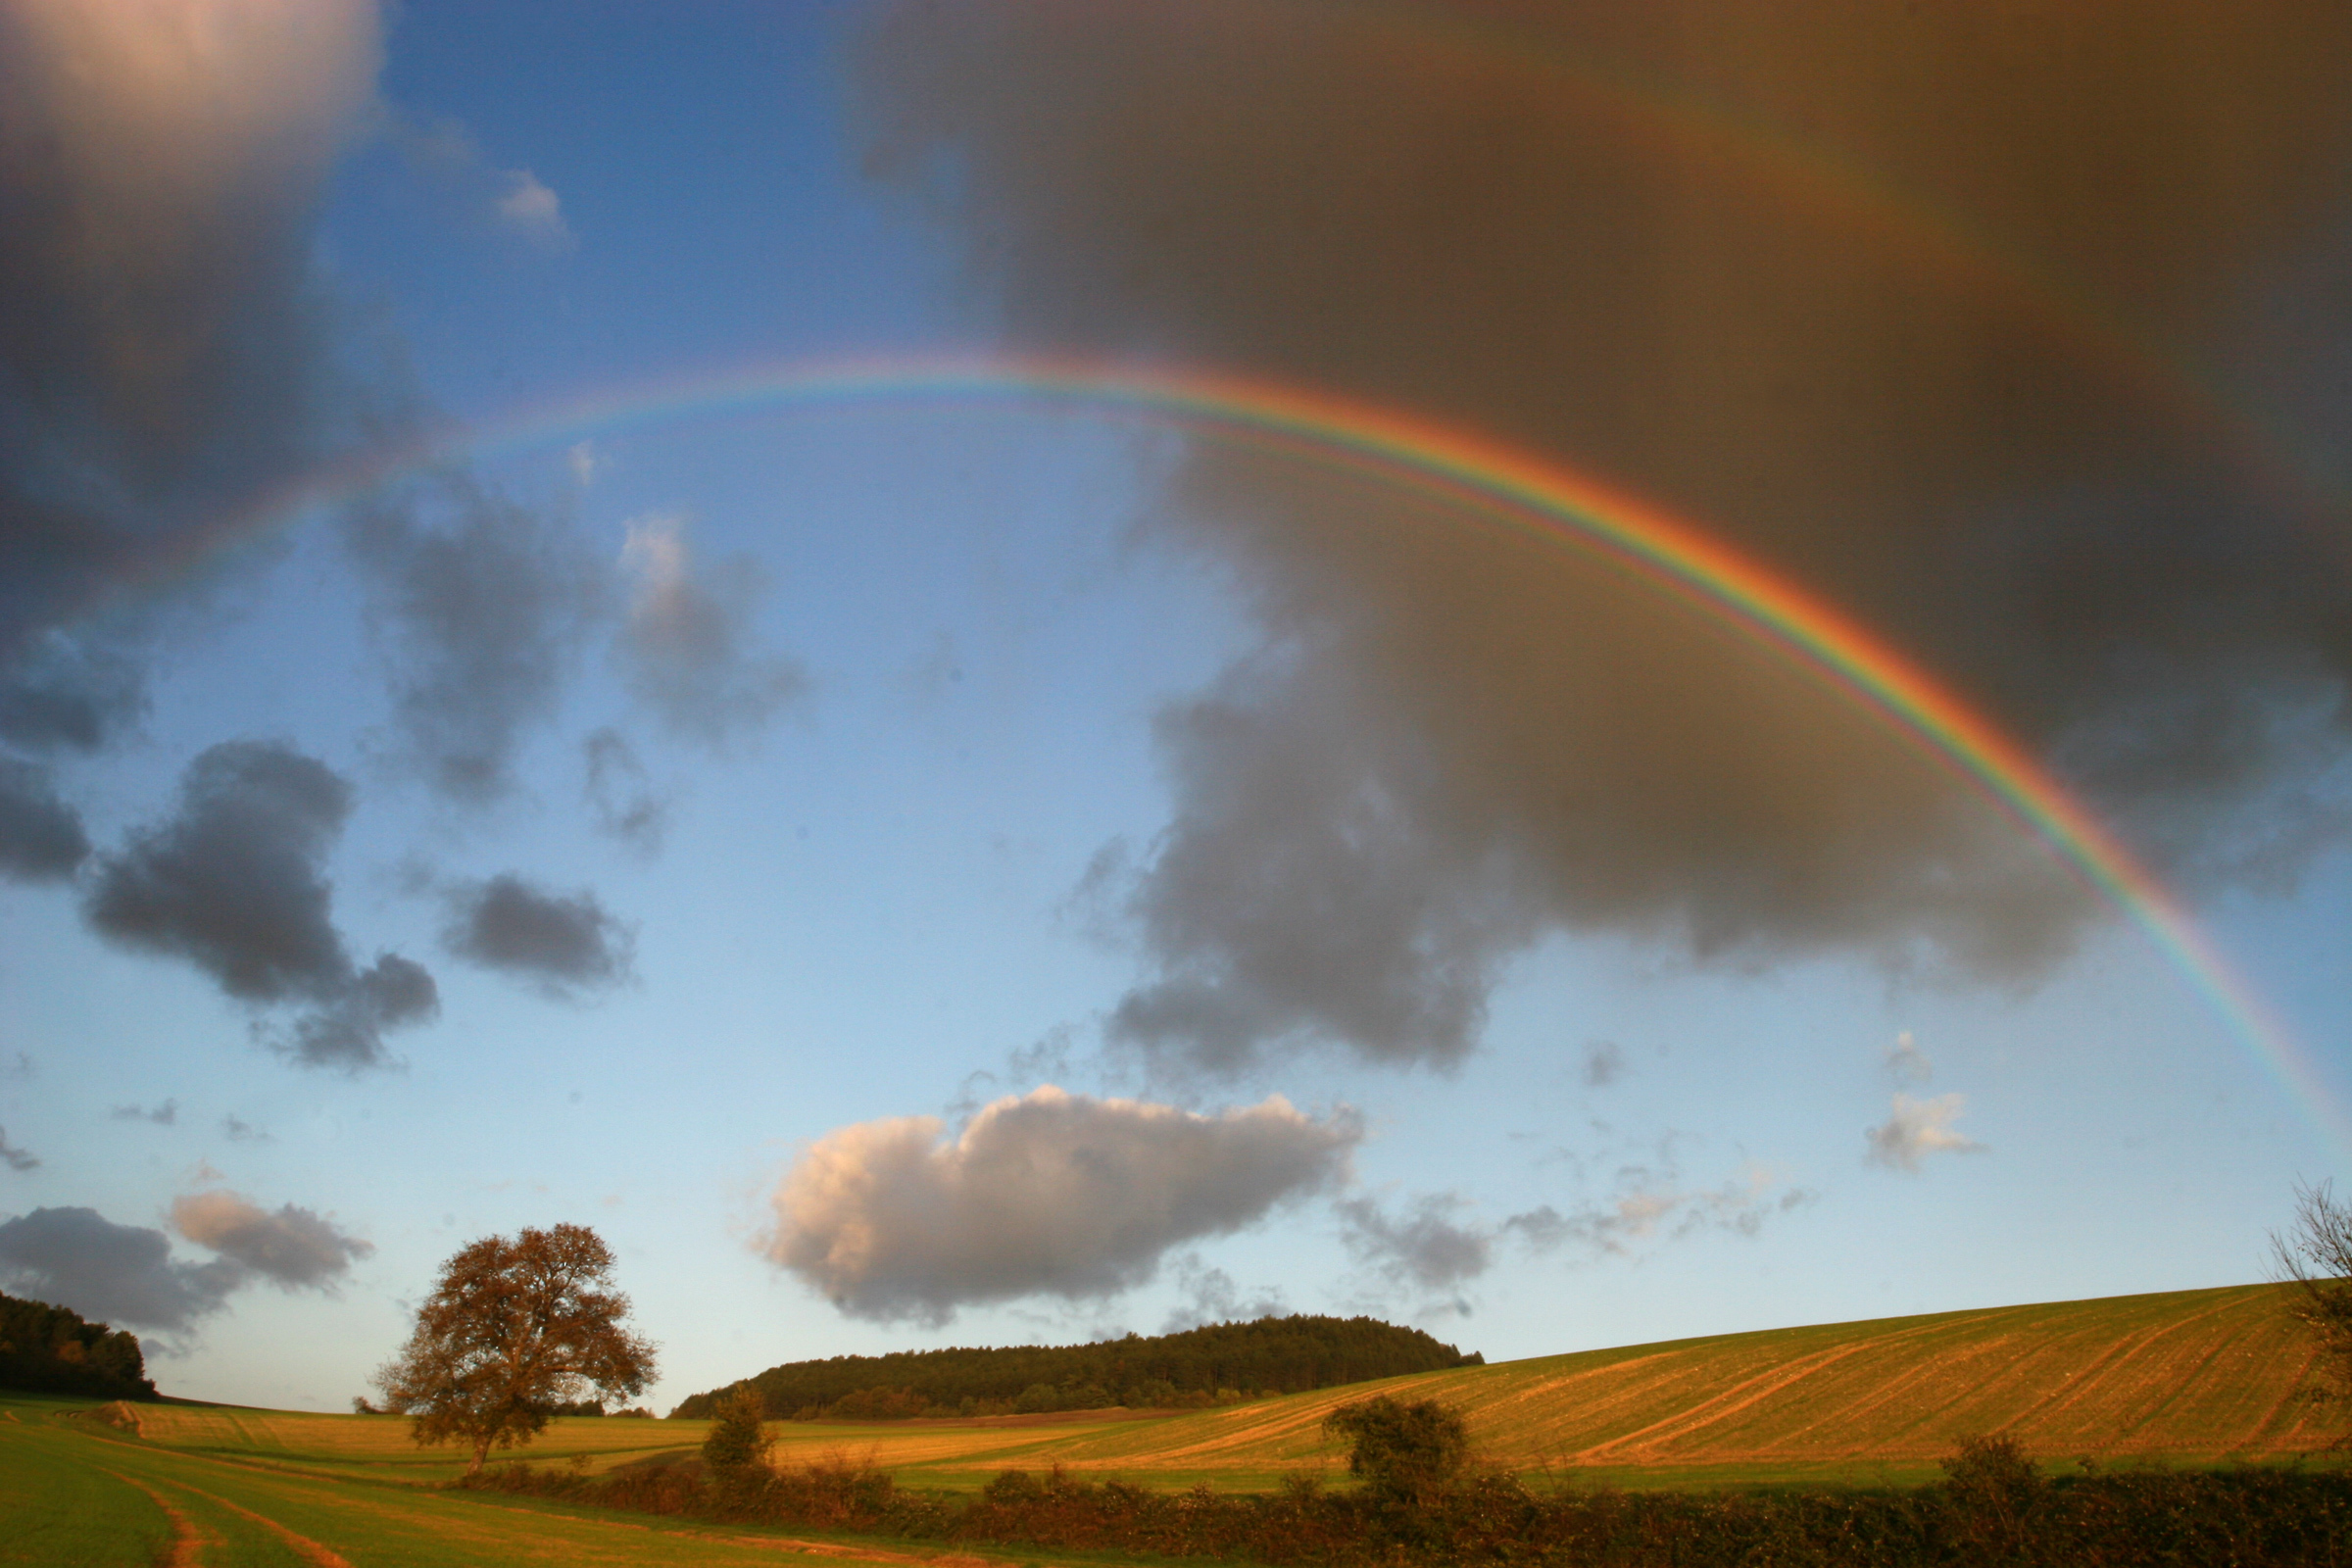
[
  {"xmin": 700, "ymin": 1388, "xmax": 772, "ymax": 1476},
  {"xmin": 1324, "ymin": 1394, "xmax": 1471, "ymax": 1508}
]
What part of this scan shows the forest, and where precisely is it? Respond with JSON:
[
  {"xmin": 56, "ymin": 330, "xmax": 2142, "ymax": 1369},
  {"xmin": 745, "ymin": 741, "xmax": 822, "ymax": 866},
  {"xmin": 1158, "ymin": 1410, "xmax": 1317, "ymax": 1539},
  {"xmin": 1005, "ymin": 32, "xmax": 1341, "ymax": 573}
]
[
  {"xmin": 672, "ymin": 1313, "xmax": 1482, "ymax": 1419},
  {"xmin": 0, "ymin": 1291, "xmax": 155, "ymax": 1401}
]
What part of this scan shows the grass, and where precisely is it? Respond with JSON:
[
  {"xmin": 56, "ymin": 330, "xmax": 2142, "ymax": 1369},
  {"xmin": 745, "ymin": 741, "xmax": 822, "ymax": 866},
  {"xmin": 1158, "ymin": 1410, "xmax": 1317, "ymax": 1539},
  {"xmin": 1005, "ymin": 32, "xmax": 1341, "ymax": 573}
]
[{"xmin": 1, "ymin": 1281, "xmax": 2338, "ymax": 1562}]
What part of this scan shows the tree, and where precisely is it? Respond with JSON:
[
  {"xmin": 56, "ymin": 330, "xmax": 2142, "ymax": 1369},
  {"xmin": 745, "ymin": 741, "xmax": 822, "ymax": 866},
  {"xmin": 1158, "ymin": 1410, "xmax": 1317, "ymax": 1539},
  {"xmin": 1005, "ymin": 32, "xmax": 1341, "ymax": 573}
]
[
  {"xmin": 374, "ymin": 1223, "xmax": 656, "ymax": 1474},
  {"xmin": 2273, "ymin": 1179, "xmax": 2352, "ymax": 1419},
  {"xmin": 701, "ymin": 1387, "xmax": 773, "ymax": 1475},
  {"xmin": 1323, "ymin": 1395, "xmax": 1470, "ymax": 1507}
]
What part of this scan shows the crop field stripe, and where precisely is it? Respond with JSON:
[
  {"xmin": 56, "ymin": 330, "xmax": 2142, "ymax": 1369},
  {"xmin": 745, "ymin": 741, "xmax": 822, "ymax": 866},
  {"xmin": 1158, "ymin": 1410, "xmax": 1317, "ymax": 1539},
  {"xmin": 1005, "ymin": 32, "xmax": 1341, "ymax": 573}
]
[{"xmin": 96, "ymin": 1468, "xmax": 215, "ymax": 1566}]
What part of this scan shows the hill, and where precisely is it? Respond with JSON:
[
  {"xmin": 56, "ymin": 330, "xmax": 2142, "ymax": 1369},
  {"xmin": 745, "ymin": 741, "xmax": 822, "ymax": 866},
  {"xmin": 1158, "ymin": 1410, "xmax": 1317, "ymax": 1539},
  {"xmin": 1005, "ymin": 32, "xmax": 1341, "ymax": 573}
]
[
  {"xmin": 989, "ymin": 1282, "xmax": 2338, "ymax": 1488},
  {"xmin": 673, "ymin": 1313, "xmax": 1483, "ymax": 1420}
]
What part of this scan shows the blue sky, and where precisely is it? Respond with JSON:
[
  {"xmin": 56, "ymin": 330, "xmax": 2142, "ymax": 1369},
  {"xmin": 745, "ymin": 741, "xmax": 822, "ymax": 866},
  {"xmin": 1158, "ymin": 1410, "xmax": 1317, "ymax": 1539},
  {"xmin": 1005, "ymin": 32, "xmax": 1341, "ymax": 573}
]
[{"xmin": 2, "ymin": 1, "xmax": 2349, "ymax": 1415}]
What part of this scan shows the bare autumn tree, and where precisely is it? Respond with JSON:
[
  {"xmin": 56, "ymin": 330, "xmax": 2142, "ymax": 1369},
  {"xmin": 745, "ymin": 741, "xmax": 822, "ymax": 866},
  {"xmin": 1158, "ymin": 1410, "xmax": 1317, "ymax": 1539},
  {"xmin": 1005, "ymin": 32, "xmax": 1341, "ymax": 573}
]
[
  {"xmin": 375, "ymin": 1222, "xmax": 656, "ymax": 1474},
  {"xmin": 2273, "ymin": 1180, "xmax": 2352, "ymax": 1427}
]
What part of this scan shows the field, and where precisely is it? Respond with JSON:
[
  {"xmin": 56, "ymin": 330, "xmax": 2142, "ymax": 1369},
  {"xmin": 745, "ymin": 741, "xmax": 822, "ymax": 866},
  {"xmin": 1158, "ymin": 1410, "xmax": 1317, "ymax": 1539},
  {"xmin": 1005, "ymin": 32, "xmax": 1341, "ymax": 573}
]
[{"xmin": 1, "ymin": 1282, "xmax": 2339, "ymax": 1563}]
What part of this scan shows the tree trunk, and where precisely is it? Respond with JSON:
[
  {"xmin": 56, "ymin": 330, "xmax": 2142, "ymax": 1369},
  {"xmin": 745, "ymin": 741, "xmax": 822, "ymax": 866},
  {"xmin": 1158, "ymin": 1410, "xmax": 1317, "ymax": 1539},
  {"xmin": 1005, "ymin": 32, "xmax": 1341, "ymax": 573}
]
[{"xmin": 469, "ymin": 1438, "xmax": 489, "ymax": 1475}]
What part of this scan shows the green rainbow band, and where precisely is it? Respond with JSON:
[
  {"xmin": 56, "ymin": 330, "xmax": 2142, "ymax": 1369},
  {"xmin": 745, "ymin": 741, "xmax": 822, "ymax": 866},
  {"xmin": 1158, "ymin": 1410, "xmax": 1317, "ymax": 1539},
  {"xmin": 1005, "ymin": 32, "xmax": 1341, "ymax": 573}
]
[{"xmin": 156, "ymin": 353, "xmax": 2352, "ymax": 1160}]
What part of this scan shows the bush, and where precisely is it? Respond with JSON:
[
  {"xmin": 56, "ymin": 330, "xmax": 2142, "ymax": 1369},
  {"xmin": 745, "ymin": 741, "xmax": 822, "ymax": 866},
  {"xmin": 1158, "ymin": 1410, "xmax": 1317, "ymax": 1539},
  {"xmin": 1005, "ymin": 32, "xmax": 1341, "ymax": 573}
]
[
  {"xmin": 700, "ymin": 1388, "xmax": 772, "ymax": 1476},
  {"xmin": 1324, "ymin": 1394, "xmax": 1471, "ymax": 1507}
]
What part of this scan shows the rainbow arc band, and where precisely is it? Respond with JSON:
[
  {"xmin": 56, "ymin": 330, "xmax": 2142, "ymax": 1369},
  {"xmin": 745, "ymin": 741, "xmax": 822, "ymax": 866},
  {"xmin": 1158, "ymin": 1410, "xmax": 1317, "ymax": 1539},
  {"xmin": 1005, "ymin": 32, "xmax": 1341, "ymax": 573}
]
[{"xmin": 137, "ymin": 353, "xmax": 2349, "ymax": 1158}]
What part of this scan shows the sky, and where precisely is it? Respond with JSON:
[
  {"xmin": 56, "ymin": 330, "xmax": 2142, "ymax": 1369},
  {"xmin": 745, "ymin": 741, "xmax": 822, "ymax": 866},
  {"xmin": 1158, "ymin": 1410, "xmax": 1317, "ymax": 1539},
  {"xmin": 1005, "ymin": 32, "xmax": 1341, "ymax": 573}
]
[{"xmin": 3, "ymin": 0, "xmax": 2352, "ymax": 1415}]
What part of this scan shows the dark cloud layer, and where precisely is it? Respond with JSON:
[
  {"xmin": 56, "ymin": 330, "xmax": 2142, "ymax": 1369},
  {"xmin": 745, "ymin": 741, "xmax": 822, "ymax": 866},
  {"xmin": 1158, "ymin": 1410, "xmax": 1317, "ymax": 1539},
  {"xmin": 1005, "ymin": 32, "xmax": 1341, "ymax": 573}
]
[
  {"xmin": 0, "ymin": 757, "xmax": 88, "ymax": 880},
  {"xmin": 85, "ymin": 741, "xmax": 436, "ymax": 1068},
  {"xmin": 766, "ymin": 1087, "xmax": 1359, "ymax": 1323},
  {"xmin": 0, "ymin": 0, "xmax": 380, "ymax": 750},
  {"xmin": 859, "ymin": 1, "xmax": 2352, "ymax": 1073},
  {"xmin": 441, "ymin": 872, "xmax": 635, "ymax": 995},
  {"xmin": 0, "ymin": 1206, "xmax": 242, "ymax": 1333}
]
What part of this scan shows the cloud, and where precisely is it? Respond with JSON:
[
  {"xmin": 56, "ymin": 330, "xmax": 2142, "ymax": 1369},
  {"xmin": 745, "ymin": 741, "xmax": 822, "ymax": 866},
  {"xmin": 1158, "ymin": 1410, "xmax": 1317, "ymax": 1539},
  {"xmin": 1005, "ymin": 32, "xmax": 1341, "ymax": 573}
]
[
  {"xmin": 0, "ymin": 1206, "xmax": 241, "ymax": 1333},
  {"xmin": 0, "ymin": 0, "xmax": 381, "ymax": 752},
  {"xmin": 1865, "ymin": 1093, "xmax": 1984, "ymax": 1172},
  {"xmin": 764, "ymin": 1086, "xmax": 1359, "ymax": 1323},
  {"xmin": 1158, "ymin": 1251, "xmax": 1287, "ymax": 1334},
  {"xmin": 0, "ymin": 758, "xmax": 89, "ymax": 880},
  {"xmin": 1506, "ymin": 1164, "xmax": 1814, "ymax": 1256},
  {"xmin": 169, "ymin": 1189, "xmax": 370, "ymax": 1290},
  {"xmin": 617, "ymin": 514, "xmax": 808, "ymax": 748},
  {"xmin": 858, "ymin": 1, "xmax": 2352, "ymax": 1073},
  {"xmin": 1886, "ymin": 1031, "xmax": 1934, "ymax": 1085},
  {"xmin": 345, "ymin": 473, "xmax": 612, "ymax": 805},
  {"xmin": 110, "ymin": 1101, "xmax": 176, "ymax": 1127},
  {"xmin": 439, "ymin": 872, "xmax": 635, "ymax": 995},
  {"xmin": 0, "ymin": 1128, "xmax": 36, "ymax": 1172},
  {"xmin": 220, "ymin": 1115, "xmax": 269, "ymax": 1144},
  {"xmin": 388, "ymin": 112, "xmax": 574, "ymax": 252},
  {"xmin": 583, "ymin": 728, "xmax": 668, "ymax": 855},
  {"xmin": 83, "ymin": 740, "xmax": 437, "ymax": 1069},
  {"xmin": 492, "ymin": 169, "xmax": 571, "ymax": 250},
  {"xmin": 1581, "ymin": 1041, "xmax": 1627, "ymax": 1089},
  {"xmin": 1337, "ymin": 1194, "xmax": 1494, "ymax": 1293}
]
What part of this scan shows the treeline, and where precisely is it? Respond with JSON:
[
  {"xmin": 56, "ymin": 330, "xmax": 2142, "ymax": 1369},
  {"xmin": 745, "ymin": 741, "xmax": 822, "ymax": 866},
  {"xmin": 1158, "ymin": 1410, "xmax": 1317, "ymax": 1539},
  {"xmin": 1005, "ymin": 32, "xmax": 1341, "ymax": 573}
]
[
  {"xmin": 0, "ymin": 1290, "xmax": 154, "ymax": 1401},
  {"xmin": 469, "ymin": 1436, "xmax": 2352, "ymax": 1566},
  {"xmin": 671, "ymin": 1314, "xmax": 1482, "ymax": 1420}
]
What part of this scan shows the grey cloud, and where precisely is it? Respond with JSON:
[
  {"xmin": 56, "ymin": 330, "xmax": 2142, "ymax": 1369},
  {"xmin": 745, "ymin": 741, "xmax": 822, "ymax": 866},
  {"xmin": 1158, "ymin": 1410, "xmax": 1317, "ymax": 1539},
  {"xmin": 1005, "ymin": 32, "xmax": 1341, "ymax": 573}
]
[
  {"xmin": 0, "ymin": 0, "xmax": 381, "ymax": 750},
  {"xmin": 440, "ymin": 873, "xmax": 635, "ymax": 995},
  {"xmin": 0, "ymin": 757, "xmax": 89, "ymax": 880},
  {"xmin": 1581, "ymin": 1042, "xmax": 1627, "ymax": 1090},
  {"xmin": 617, "ymin": 514, "xmax": 808, "ymax": 749},
  {"xmin": 110, "ymin": 1101, "xmax": 176, "ymax": 1127},
  {"xmin": 859, "ymin": 2, "xmax": 2352, "ymax": 1072},
  {"xmin": 1158, "ymin": 1250, "xmax": 1288, "ymax": 1334},
  {"xmin": 583, "ymin": 728, "xmax": 668, "ymax": 855},
  {"xmin": 84, "ymin": 741, "xmax": 436, "ymax": 1069},
  {"xmin": 170, "ymin": 1189, "xmax": 370, "ymax": 1290},
  {"xmin": 1864, "ymin": 1093, "xmax": 1984, "ymax": 1172},
  {"xmin": 1337, "ymin": 1195, "xmax": 1494, "ymax": 1293},
  {"xmin": 220, "ymin": 1115, "xmax": 269, "ymax": 1144},
  {"xmin": 346, "ymin": 473, "xmax": 612, "ymax": 805},
  {"xmin": 0, "ymin": 1206, "xmax": 241, "ymax": 1333},
  {"xmin": 765, "ymin": 1086, "xmax": 1359, "ymax": 1324},
  {"xmin": 0, "ymin": 1128, "xmax": 35, "ymax": 1172}
]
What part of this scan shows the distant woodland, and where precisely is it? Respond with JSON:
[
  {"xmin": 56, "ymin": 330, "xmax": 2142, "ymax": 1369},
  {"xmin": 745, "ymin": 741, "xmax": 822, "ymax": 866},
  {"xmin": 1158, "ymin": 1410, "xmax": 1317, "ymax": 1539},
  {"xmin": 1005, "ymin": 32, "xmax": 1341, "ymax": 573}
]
[
  {"xmin": 0, "ymin": 1291, "xmax": 155, "ymax": 1401},
  {"xmin": 673, "ymin": 1314, "xmax": 1482, "ymax": 1420}
]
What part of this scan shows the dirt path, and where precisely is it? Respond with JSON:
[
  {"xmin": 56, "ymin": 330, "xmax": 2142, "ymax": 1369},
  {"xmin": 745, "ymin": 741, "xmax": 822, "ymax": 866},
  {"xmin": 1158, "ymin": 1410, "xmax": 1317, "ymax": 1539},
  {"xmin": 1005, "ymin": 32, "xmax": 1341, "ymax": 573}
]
[
  {"xmin": 161, "ymin": 1478, "xmax": 353, "ymax": 1568},
  {"xmin": 98, "ymin": 1470, "xmax": 214, "ymax": 1568}
]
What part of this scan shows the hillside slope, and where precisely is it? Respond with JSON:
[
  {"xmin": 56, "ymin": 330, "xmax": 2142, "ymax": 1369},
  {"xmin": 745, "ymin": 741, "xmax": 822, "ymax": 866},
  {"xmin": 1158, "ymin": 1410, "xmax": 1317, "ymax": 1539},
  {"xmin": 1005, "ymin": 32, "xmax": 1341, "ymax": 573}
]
[{"xmin": 1010, "ymin": 1283, "xmax": 2336, "ymax": 1483}]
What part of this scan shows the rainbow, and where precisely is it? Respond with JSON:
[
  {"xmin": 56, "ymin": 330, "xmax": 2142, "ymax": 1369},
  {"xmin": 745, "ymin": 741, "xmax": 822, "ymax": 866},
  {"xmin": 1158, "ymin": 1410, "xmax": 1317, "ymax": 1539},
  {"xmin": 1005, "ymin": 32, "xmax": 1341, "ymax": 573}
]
[{"xmin": 131, "ymin": 353, "xmax": 2352, "ymax": 1156}]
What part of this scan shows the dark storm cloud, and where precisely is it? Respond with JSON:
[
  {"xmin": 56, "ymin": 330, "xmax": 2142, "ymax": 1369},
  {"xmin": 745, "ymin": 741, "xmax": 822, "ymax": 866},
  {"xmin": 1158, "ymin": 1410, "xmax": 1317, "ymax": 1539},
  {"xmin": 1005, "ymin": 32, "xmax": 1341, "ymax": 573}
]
[
  {"xmin": 765, "ymin": 1087, "xmax": 1359, "ymax": 1324},
  {"xmin": 345, "ymin": 474, "xmax": 612, "ymax": 805},
  {"xmin": 170, "ymin": 1189, "xmax": 370, "ymax": 1290},
  {"xmin": 617, "ymin": 514, "xmax": 808, "ymax": 749},
  {"xmin": 0, "ymin": 1206, "xmax": 242, "ymax": 1333},
  {"xmin": 0, "ymin": 0, "xmax": 381, "ymax": 749},
  {"xmin": 858, "ymin": 1, "xmax": 2352, "ymax": 1073},
  {"xmin": 440, "ymin": 873, "xmax": 635, "ymax": 995},
  {"xmin": 85, "ymin": 741, "xmax": 436, "ymax": 1069},
  {"xmin": 0, "ymin": 757, "xmax": 88, "ymax": 880}
]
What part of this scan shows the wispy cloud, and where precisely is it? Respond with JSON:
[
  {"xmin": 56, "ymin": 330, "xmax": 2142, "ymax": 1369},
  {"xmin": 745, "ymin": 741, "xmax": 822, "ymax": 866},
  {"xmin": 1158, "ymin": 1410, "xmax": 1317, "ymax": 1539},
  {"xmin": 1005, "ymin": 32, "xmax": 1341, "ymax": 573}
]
[{"xmin": 1865, "ymin": 1093, "xmax": 1984, "ymax": 1172}]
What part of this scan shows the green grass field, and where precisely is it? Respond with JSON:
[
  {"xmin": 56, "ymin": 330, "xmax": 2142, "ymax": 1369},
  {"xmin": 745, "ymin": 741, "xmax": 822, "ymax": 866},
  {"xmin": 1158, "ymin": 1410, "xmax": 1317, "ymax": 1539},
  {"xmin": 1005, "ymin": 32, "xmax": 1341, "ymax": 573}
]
[{"xmin": 2, "ymin": 1282, "xmax": 2338, "ymax": 1562}]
